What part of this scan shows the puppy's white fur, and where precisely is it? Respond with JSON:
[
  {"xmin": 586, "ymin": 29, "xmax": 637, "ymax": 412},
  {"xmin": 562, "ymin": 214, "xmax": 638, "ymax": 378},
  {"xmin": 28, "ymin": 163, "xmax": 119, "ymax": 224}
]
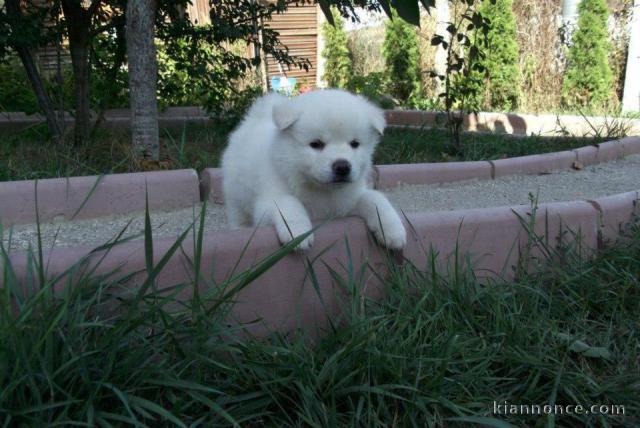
[{"xmin": 221, "ymin": 89, "xmax": 406, "ymax": 251}]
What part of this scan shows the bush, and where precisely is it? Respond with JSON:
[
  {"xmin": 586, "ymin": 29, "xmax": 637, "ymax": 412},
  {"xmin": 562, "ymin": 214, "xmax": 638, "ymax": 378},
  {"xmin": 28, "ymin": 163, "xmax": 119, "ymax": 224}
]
[
  {"xmin": 476, "ymin": 0, "xmax": 520, "ymax": 111},
  {"xmin": 321, "ymin": 8, "xmax": 352, "ymax": 88},
  {"xmin": 0, "ymin": 61, "xmax": 43, "ymax": 114},
  {"xmin": 0, "ymin": 60, "xmax": 116, "ymax": 114},
  {"xmin": 382, "ymin": 12, "xmax": 421, "ymax": 103},
  {"xmin": 210, "ymin": 85, "xmax": 264, "ymax": 133},
  {"xmin": 346, "ymin": 72, "xmax": 395, "ymax": 109},
  {"xmin": 156, "ymin": 38, "xmax": 210, "ymax": 108},
  {"xmin": 562, "ymin": 0, "xmax": 614, "ymax": 110},
  {"xmin": 0, "ymin": 35, "xmax": 256, "ymax": 115},
  {"xmin": 347, "ymin": 24, "xmax": 385, "ymax": 76}
]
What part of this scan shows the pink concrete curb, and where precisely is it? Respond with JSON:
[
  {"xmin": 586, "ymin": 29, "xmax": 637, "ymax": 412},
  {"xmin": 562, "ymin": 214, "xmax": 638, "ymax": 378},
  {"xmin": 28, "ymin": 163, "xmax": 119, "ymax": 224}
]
[
  {"xmin": 384, "ymin": 110, "xmax": 438, "ymax": 127},
  {"xmin": 0, "ymin": 107, "xmax": 211, "ymax": 132},
  {"xmin": 3, "ymin": 107, "xmax": 639, "ymax": 136},
  {"xmin": 200, "ymin": 168, "xmax": 225, "ymax": 204},
  {"xmin": 2, "ymin": 108, "xmax": 638, "ymax": 335},
  {"xmin": 403, "ymin": 200, "xmax": 600, "ymax": 279},
  {"xmin": 594, "ymin": 140, "xmax": 626, "ymax": 163},
  {"xmin": 573, "ymin": 145, "xmax": 600, "ymax": 166},
  {"xmin": 0, "ymin": 169, "xmax": 200, "ymax": 226},
  {"xmin": 5, "ymin": 217, "xmax": 389, "ymax": 336},
  {"xmin": 198, "ymin": 138, "xmax": 637, "ymax": 198},
  {"xmin": 490, "ymin": 151, "xmax": 577, "ymax": 178},
  {"xmin": 588, "ymin": 191, "xmax": 640, "ymax": 246},
  {"xmin": 384, "ymin": 110, "xmax": 640, "ymax": 136},
  {"xmin": 375, "ymin": 161, "xmax": 492, "ymax": 189},
  {"xmin": 573, "ymin": 136, "xmax": 640, "ymax": 166},
  {"xmin": 621, "ymin": 136, "xmax": 640, "ymax": 156},
  {"xmin": 1, "ymin": 137, "xmax": 637, "ymax": 229},
  {"xmin": 5, "ymin": 194, "xmax": 629, "ymax": 335}
]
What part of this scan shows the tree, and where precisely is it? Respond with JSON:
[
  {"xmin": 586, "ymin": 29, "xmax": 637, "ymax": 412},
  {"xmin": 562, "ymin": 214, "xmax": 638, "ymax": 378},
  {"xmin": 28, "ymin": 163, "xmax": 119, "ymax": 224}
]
[
  {"xmin": 433, "ymin": 0, "xmax": 450, "ymax": 95},
  {"xmin": 476, "ymin": 0, "xmax": 520, "ymax": 111},
  {"xmin": 621, "ymin": 0, "xmax": 639, "ymax": 113},
  {"xmin": 0, "ymin": 0, "xmax": 311, "ymax": 153},
  {"xmin": 321, "ymin": 7, "xmax": 352, "ymax": 88},
  {"xmin": 562, "ymin": 0, "xmax": 614, "ymax": 110},
  {"xmin": 127, "ymin": 0, "xmax": 159, "ymax": 160},
  {"xmin": 382, "ymin": 10, "xmax": 421, "ymax": 103},
  {"xmin": 59, "ymin": 0, "xmax": 113, "ymax": 145},
  {"xmin": 1, "ymin": 0, "xmax": 64, "ymax": 141},
  {"xmin": 428, "ymin": 1, "xmax": 491, "ymax": 154}
]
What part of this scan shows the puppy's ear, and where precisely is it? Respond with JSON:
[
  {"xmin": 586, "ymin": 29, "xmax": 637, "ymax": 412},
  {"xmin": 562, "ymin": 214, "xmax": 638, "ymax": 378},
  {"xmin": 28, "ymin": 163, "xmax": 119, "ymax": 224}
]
[
  {"xmin": 369, "ymin": 106, "xmax": 386, "ymax": 136},
  {"xmin": 273, "ymin": 100, "xmax": 300, "ymax": 131}
]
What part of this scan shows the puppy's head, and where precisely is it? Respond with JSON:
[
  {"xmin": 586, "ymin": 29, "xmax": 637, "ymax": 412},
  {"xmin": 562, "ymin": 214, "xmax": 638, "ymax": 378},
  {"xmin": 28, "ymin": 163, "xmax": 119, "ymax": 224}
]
[{"xmin": 272, "ymin": 89, "xmax": 385, "ymax": 186}]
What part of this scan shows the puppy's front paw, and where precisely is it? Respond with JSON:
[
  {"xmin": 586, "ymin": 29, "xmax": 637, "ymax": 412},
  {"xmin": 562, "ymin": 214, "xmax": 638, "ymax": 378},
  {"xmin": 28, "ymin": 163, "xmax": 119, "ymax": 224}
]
[
  {"xmin": 276, "ymin": 225, "xmax": 314, "ymax": 252},
  {"xmin": 371, "ymin": 216, "xmax": 406, "ymax": 250}
]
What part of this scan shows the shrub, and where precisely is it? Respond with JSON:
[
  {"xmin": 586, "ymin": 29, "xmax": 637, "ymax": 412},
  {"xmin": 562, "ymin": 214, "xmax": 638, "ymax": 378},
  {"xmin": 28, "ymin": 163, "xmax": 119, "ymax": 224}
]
[
  {"xmin": 321, "ymin": 8, "xmax": 352, "ymax": 88},
  {"xmin": 347, "ymin": 24, "xmax": 385, "ymax": 76},
  {"xmin": 476, "ymin": 0, "xmax": 520, "ymax": 111},
  {"xmin": 0, "ymin": 59, "xmax": 119, "ymax": 114},
  {"xmin": 211, "ymin": 85, "xmax": 264, "ymax": 133},
  {"xmin": 382, "ymin": 12, "xmax": 421, "ymax": 103},
  {"xmin": 156, "ymin": 37, "xmax": 210, "ymax": 108},
  {"xmin": 0, "ymin": 61, "xmax": 43, "ymax": 114},
  {"xmin": 562, "ymin": 0, "xmax": 614, "ymax": 110},
  {"xmin": 346, "ymin": 72, "xmax": 395, "ymax": 109}
]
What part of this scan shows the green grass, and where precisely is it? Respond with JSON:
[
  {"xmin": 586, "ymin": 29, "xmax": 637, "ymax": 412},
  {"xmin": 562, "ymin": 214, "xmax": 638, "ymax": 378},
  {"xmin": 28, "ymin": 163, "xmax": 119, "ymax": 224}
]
[
  {"xmin": 0, "ymin": 124, "xmax": 610, "ymax": 182},
  {"xmin": 1, "ymin": 199, "xmax": 638, "ymax": 426},
  {"xmin": 375, "ymin": 127, "xmax": 603, "ymax": 164}
]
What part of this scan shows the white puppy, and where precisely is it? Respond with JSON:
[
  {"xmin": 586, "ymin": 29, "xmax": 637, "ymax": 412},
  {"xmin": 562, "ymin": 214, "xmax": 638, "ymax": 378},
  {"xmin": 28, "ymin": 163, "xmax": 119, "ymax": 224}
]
[{"xmin": 221, "ymin": 89, "xmax": 406, "ymax": 252}]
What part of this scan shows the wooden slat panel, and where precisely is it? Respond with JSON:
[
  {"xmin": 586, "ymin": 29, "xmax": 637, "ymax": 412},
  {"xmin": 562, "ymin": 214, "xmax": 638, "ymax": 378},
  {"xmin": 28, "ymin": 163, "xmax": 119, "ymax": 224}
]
[
  {"xmin": 187, "ymin": 0, "xmax": 211, "ymax": 25},
  {"xmin": 263, "ymin": 4, "xmax": 317, "ymax": 87}
]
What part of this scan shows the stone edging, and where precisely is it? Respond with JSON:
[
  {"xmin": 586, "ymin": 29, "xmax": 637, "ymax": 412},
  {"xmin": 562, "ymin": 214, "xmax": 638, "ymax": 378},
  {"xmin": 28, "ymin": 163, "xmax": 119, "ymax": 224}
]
[
  {"xmin": 2, "ymin": 137, "xmax": 636, "ymax": 226},
  {"xmin": 2, "ymin": 133, "xmax": 640, "ymax": 336},
  {"xmin": 2, "ymin": 107, "xmax": 640, "ymax": 136},
  {"xmin": 3, "ymin": 192, "xmax": 638, "ymax": 336}
]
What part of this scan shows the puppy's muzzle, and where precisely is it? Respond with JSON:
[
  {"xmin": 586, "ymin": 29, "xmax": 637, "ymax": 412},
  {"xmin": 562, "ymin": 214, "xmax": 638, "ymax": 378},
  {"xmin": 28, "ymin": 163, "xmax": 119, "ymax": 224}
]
[{"xmin": 332, "ymin": 159, "xmax": 351, "ymax": 182}]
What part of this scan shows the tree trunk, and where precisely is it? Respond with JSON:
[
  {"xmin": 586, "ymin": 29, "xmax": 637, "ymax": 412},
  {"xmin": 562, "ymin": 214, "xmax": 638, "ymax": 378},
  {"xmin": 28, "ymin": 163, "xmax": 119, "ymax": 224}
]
[
  {"xmin": 5, "ymin": 0, "xmax": 63, "ymax": 142},
  {"xmin": 622, "ymin": 0, "xmax": 640, "ymax": 113},
  {"xmin": 60, "ymin": 1, "xmax": 94, "ymax": 146},
  {"xmin": 126, "ymin": 0, "xmax": 160, "ymax": 161},
  {"xmin": 561, "ymin": 0, "xmax": 580, "ymax": 44},
  {"xmin": 434, "ymin": 0, "xmax": 450, "ymax": 95},
  {"xmin": 68, "ymin": 26, "xmax": 91, "ymax": 145}
]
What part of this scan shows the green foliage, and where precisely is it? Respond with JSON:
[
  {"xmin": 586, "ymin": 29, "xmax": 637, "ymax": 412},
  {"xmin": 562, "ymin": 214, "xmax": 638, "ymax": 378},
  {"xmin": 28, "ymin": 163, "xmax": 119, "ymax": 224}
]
[
  {"xmin": 155, "ymin": 3, "xmax": 307, "ymax": 117},
  {"xmin": 210, "ymin": 85, "xmax": 264, "ymax": 133},
  {"xmin": 0, "ymin": 0, "xmax": 306, "ymax": 139},
  {"xmin": 156, "ymin": 38, "xmax": 209, "ymax": 108},
  {"xmin": 428, "ymin": 2, "xmax": 492, "ymax": 154},
  {"xmin": 562, "ymin": 0, "xmax": 614, "ymax": 110},
  {"xmin": 476, "ymin": 0, "xmax": 520, "ymax": 111},
  {"xmin": 0, "ymin": 59, "xmax": 124, "ymax": 114},
  {"xmin": 346, "ymin": 72, "xmax": 395, "ymax": 108},
  {"xmin": 0, "ymin": 61, "xmax": 43, "ymax": 114},
  {"xmin": 321, "ymin": 8, "xmax": 352, "ymax": 88},
  {"xmin": 382, "ymin": 11, "xmax": 421, "ymax": 103},
  {"xmin": 0, "ymin": 0, "xmax": 52, "ymax": 59},
  {"xmin": 90, "ymin": 30, "xmax": 130, "ymax": 110}
]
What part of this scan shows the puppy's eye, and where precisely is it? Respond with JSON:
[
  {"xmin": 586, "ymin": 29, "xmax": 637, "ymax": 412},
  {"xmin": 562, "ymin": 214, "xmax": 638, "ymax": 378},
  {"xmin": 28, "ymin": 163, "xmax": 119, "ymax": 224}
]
[
  {"xmin": 309, "ymin": 140, "xmax": 325, "ymax": 150},
  {"xmin": 350, "ymin": 140, "xmax": 360, "ymax": 149}
]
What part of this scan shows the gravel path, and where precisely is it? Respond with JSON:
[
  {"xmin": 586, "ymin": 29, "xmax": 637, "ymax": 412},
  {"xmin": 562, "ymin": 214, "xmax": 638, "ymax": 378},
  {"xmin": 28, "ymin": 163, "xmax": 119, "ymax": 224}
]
[{"xmin": 4, "ymin": 154, "xmax": 640, "ymax": 251}]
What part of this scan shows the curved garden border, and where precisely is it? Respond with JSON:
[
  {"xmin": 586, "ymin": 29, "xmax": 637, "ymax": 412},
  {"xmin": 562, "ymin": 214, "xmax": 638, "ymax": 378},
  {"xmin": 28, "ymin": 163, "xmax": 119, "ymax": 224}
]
[
  {"xmin": 3, "ymin": 107, "xmax": 640, "ymax": 135},
  {"xmin": 1, "ymin": 133, "xmax": 639, "ymax": 336}
]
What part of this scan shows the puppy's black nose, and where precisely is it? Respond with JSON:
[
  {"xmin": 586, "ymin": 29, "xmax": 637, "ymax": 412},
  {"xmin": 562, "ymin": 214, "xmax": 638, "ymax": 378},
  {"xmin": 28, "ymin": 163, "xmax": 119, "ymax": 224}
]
[{"xmin": 332, "ymin": 159, "xmax": 351, "ymax": 178}]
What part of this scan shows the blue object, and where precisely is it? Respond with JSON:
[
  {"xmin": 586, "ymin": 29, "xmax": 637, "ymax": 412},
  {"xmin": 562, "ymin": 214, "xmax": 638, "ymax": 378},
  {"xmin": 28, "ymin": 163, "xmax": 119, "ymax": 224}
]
[{"xmin": 271, "ymin": 77, "xmax": 297, "ymax": 95}]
